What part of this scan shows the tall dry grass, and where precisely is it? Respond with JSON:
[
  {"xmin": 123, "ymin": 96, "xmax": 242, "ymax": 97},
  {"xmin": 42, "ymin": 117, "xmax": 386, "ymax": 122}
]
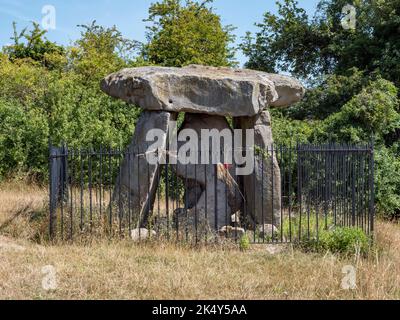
[
  {"xmin": 0, "ymin": 182, "xmax": 400, "ymax": 300},
  {"xmin": 0, "ymin": 181, "xmax": 48, "ymax": 241}
]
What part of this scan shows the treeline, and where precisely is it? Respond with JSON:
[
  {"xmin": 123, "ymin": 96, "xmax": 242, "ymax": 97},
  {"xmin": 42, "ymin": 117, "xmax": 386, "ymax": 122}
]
[
  {"xmin": 251, "ymin": 0, "xmax": 400, "ymax": 219},
  {"xmin": 0, "ymin": 0, "xmax": 399, "ymax": 218}
]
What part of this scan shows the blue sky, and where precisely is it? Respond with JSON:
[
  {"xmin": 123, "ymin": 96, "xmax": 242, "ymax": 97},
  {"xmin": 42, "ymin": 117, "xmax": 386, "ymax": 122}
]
[{"xmin": 0, "ymin": 0, "xmax": 320, "ymax": 66}]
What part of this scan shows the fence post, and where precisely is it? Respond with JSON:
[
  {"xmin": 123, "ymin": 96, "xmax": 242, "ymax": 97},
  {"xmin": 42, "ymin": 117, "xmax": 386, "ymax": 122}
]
[
  {"xmin": 49, "ymin": 144, "xmax": 58, "ymax": 240},
  {"xmin": 369, "ymin": 142, "xmax": 375, "ymax": 234},
  {"xmin": 49, "ymin": 142, "xmax": 69, "ymax": 240},
  {"xmin": 214, "ymin": 161, "xmax": 218, "ymax": 237},
  {"xmin": 296, "ymin": 142, "xmax": 302, "ymax": 241},
  {"xmin": 62, "ymin": 143, "xmax": 69, "ymax": 205}
]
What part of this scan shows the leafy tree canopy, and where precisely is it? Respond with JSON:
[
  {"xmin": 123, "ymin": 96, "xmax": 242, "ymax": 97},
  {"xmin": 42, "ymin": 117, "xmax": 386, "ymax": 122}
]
[
  {"xmin": 143, "ymin": 0, "xmax": 237, "ymax": 67},
  {"xmin": 3, "ymin": 22, "xmax": 64, "ymax": 69},
  {"xmin": 70, "ymin": 21, "xmax": 142, "ymax": 82},
  {"xmin": 312, "ymin": 78, "xmax": 400, "ymax": 144},
  {"xmin": 242, "ymin": 0, "xmax": 400, "ymax": 86}
]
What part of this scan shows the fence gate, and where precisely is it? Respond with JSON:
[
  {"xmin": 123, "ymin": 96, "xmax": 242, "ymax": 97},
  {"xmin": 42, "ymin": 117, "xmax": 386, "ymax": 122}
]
[{"xmin": 48, "ymin": 143, "xmax": 375, "ymax": 243}]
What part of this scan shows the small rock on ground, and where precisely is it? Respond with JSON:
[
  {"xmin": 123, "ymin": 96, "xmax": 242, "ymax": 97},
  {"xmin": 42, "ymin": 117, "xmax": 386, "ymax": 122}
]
[
  {"xmin": 130, "ymin": 228, "xmax": 157, "ymax": 242},
  {"xmin": 258, "ymin": 224, "xmax": 279, "ymax": 238},
  {"xmin": 218, "ymin": 226, "xmax": 245, "ymax": 239}
]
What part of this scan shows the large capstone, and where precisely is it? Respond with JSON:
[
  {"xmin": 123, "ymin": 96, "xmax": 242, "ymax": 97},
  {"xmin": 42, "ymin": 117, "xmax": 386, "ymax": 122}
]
[
  {"xmin": 113, "ymin": 111, "xmax": 177, "ymax": 228},
  {"xmin": 101, "ymin": 65, "xmax": 305, "ymax": 117}
]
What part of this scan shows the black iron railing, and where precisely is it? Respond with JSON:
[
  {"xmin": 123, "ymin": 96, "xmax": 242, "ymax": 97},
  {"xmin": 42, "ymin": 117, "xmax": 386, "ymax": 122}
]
[{"xmin": 49, "ymin": 143, "xmax": 375, "ymax": 243}]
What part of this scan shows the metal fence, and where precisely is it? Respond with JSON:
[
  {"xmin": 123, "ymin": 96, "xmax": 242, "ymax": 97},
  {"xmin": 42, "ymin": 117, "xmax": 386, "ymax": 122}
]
[{"xmin": 49, "ymin": 143, "xmax": 375, "ymax": 243}]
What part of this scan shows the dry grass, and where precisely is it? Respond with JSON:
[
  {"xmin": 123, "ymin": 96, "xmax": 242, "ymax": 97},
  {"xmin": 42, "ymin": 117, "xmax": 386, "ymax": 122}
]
[
  {"xmin": 0, "ymin": 181, "xmax": 47, "ymax": 218},
  {"xmin": 1, "ymin": 182, "xmax": 400, "ymax": 300},
  {"xmin": 0, "ymin": 181, "xmax": 48, "ymax": 241}
]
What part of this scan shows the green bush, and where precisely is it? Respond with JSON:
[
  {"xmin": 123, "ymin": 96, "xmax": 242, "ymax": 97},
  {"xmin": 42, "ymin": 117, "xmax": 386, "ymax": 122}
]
[
  {"xmin": 0, "ymin": 99, "xmax": 49, "ymax": 180},
  {"xmin": 239, "ymin": 234, "xmax": 250, "ymax": 251},
  {"xmin": 299, "ymin": 227, "xmax": 370, "ymax": 255},
  {"xmin": 312, "ymin": 78, "xmax": 400, "ymax": 144},
  {"xmin": 280, "ymin": 213, "xmax": 334, "ymax": 241},
  {"xmin": 285, "ymin": 69, "xmax": 369, "ymax": 120},
  {"xmin": 375, "ymin": 146, "xmax": 400, "ymax": 219},
  {"xmin": 278, "ymin": 214, "xmax": 370, "ymax": 255},
  {"xmin": 271, "ymin": 109, "xmax": 315, "ymax": 145},
  {"xmin": 0, "ymin": 23, "xmax": 142, "ymax": 181},
  {"xmin": 318, "ymin": 227, "xmax": 370, "ymax": 255}
]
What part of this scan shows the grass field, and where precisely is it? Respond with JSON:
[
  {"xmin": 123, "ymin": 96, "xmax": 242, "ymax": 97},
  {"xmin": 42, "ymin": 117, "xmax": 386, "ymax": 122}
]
[{"xmin": 1, "ymin": 182, "xmax": 400, "ymax": 300}]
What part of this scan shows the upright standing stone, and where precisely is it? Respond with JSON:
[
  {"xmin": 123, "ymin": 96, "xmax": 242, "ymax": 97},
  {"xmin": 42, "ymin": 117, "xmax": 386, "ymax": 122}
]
[
  {"xmin": 173, "ymin": 113, "xmax": 242, "ymax": 230},
  {"xmin": 235, "ymin": 111, "xmax": 281, "ymax": 227},
  {"xmin": 113, "ymin": 111, "xmax": 177, "ymax": 228}
]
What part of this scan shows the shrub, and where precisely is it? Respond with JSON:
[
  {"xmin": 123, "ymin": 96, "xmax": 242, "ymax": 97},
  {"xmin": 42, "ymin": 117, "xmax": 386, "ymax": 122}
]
[
  {"xmin": 0, "ymin": 99, "xmax": 49, "ymax": 180},
  {"xmin": 285, "ymin": 69, "xmax": 369, "ymax": 120},
  {"xmin": 271, "ymin": 109, "xmax": 315, "ymax": 145},
  {"xmin": 281, "ymin": 213, "xmax": 334, "ymax": 241},
  {"xmin": 0, "ymin": 27, "xmax": 142, "ymax": 181},
  {"xmin": 239, "ymin": 234, "xmax": 250, "ymax": 251},
  {"xmin": 312, "ymin": 78, "xmax": 400, "ymax": 144},
  {"xmin": 374, "ymin": 146, "xmax": 400, "ymax": 219},
  {"xmin": 319, "ymin": 227, "xmax": 370, "ymax": 255},
  {"xmin": 279, "ymin": 213, "xmax": 370, "ymax": 255},
  {"xmin": 302, "ymin": 227, "xmax": 370, "ymax": 255}
]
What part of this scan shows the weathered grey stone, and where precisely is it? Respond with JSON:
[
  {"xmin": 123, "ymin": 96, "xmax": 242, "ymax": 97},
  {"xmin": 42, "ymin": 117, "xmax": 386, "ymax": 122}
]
[
  {"xmin": 172, "ymin": 113, "xmax": 242, "ymax": 230},
  {"xmin": 174, "ymin": 113, "xmax": 234, "ymax": 184},
  {"xmin": 218, "ymin": 226, "xmax": 245, "ymax": 239},
  {"xmin": 101, "ymin": 65, "xmax": 305, "ymax": 117},
  {"xmin": 184, "ymin": 181, "xmax": 203, "ymax": 209},
  {"xmin": 114, "ymin": 111, "xmax": 177, "ymax": 227},
  {"xmin": 264, "ymin": 73, "xmax": 306, "ymax": 108},
  {"xmin": 258, "ymin": 224, "xmax": 279, "ymax": 239},
  {"xmin": 130, "ymin": 228, "xmax": 157, "ymax": 242},
  {"xmin": 191, "ymin": 185, "xmax": 232, "ymax": 230},
  {"xmin": 231, "ymin": 213, "xmax": 240, "ymax": 227},
  {"xmin": 235, "ymin": 111, "xmax": 282, "ymax": 226},
  {"xmin": 174, "ymin": 168, "xmax": 234, "ymax": 231}
]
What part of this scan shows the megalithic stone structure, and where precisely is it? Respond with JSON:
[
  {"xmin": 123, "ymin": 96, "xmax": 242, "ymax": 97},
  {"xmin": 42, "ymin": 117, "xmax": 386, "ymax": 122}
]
[{"xmin": 101, "ymin": 65, "xmax": 305, "ymax": 231}]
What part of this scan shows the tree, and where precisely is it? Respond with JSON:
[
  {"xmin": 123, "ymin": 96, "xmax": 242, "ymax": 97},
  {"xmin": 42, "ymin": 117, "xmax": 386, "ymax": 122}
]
[
  {"xmin": 0, "ymin": 22, "xmax": 142, "ymax": 180},
  {"xmin": 312, "ymin": 78, "xmax": 400, "ymax": 144},
  {"xmin": 4, "ymin": 22, "xmax": 64, "ymax": 69},
  {"xmin": 70, "ymin": 21, "xmax": 141, "ymax": 82},
  {"xmin": 241, "ymin": 0, "xmax": 400, "ymax": 86},
  {"xmin": 285, "ymin": 68, "xmax": 372, "ymax": 120},
  {"xmin": 142, "ymin": 0, "xmax": 237, "ymax": 67},
  {"xmin": 241, "ymin": 0, "xmax": 324, "ymax": 76}
]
